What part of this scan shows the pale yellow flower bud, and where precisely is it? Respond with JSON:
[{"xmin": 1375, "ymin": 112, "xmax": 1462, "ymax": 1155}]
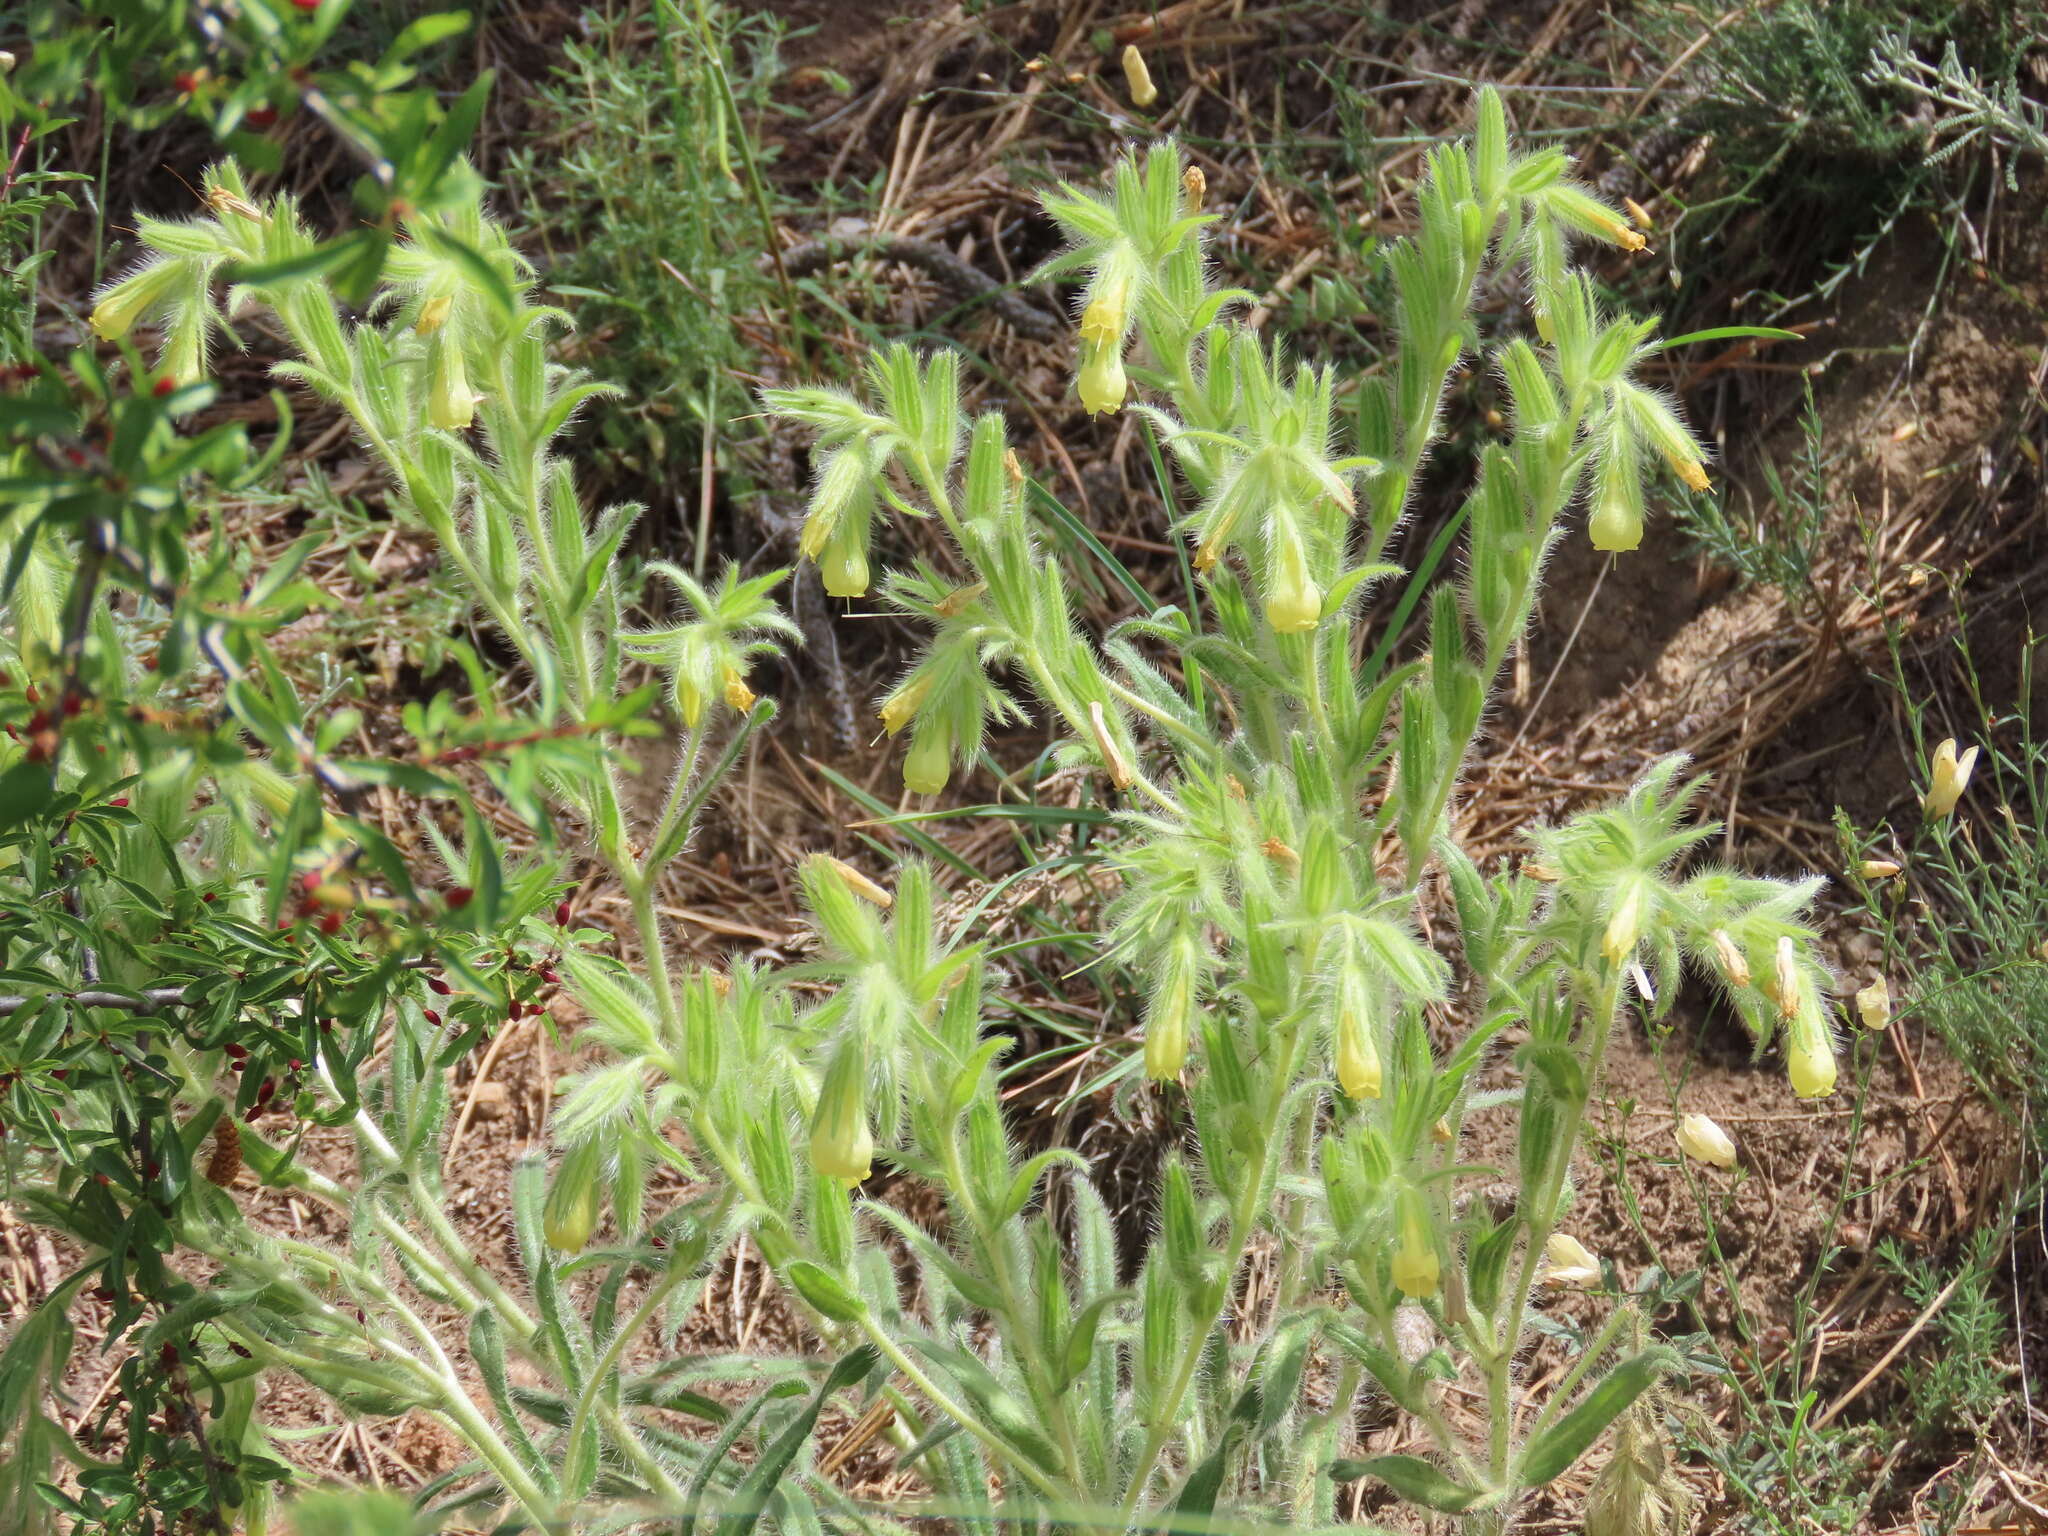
[
  {"xmin": 1602, "ymin": 882, "xmax": 1644, "ymax": 965},
  {"xmin": 1121, "ymin": 44, "xmax": 1158, "ymax": 108},
  {"xmin": 1543, "ymin": 1232, "xmax": 1602, "ymax": 1287},
  {"xmin": 1183, "ymin": 164, "xmax": 1207, "ymax": 211},
  {"xmin": 1711, "ymin": 929, "xmax": 1751, "ymax": 989},
  {"xmin": 1676, "ymin": 1112, "xmax": 1737, "ymax": 1169},
  {"xmin": 1772, "ymin": 935, "xmax": 1801, "ymax": 1022},
  {"xmin": 1623, "ymin": 196, "xmax": 1654, "ymax": 231},
  {"xmin": 1859, "ymin": 859, "xmax": 1902, "ymax": 880},
  {"xmin": 1922, "ymin": 738, "xmax": 1979, "ymax": 819},
  {"xmin": 1855, "ymin": 976, "xmax": 1890, "ymax": 1032},
  {"xmin": 1088, "ymin": 700, "xmax": 1135, "ymax": 790},
  {"xmin": 823, "ymin": 856, "xmax": 892, "ymax": 909}
]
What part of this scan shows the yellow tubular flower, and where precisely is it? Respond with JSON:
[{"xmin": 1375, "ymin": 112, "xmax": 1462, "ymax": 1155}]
[
  {"xmin": 903, "ymin": 732, "xmax": 951, "ymax": 797},
  {"xmin": 1334, "ymin": 1005, "xmax": 1382, "ymax": 1100},
  {"xmin": 1922, "ymin": 738, "xmax": 1979, "ymax": 819},
  {"xmin": 1265, "ymin": 536, "xmax": 1322, "ymax": 633},
  {"xmin": 820, "ymin": 539, "xmax": 869, "ymax": 599},
  {"xmin": 91, "ymin": 261, "xmax": 187, "ymax": 342},
  {"xmin": 1676, "ymin": 1112, "xmax": 1737, "ymax": 1169},
  {"xmin": 722, "ymin": 665, "xmax": 756, "ymax": 714},
  {"xmin": 878, "ymin": 673, "xmax": 932, "ymax": 736},
  {"xmin": 1588, "ymin": 491, "xmax": 1643, "ymax": 553},
  {"xmin": 1077, "ymin": 340, "xmax": 1127, "ymax": 417},
  {"xmin": 1392, "ymin": 1188, "xmax": 1440, "ymax": 1299},
  {"xmin": 428, "ymin": 335, "xmax": 476, "ymax": 431},
  {"xmin": 1859, "ymin": 859, "xmax": 1903, "ymax": 880},
  {"xmin": 1144, "ymin": 964, "xmax": 1191, "ymax": 1082},
  {"xmin": 1787, "ymin": 1009, "xmax": 1837, "ymax": 1100},
  {"xmin": 810, "ymin": 1049, "xmax": 874, "ymax": 1189},
  {"xmin": 1855, "ymin": 976, "xmax": 1890, "ymax": 1032}
]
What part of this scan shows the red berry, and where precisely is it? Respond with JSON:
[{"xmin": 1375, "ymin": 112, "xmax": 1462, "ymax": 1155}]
[
  {"xmin": 319, "ymin": 910, "xmax": 344, "ymax": 935},
  {"xmin": 174, "ymin": 71, "xmax": 199, "ymax": 94},
  {"xmin": 160, "ymin": 1343, "xmax": 179, "ymax": 1367},
  {"xmin": 422, "ymin": 1008, "xmax": 442, "ymax": 1026},
  {"xmin": 109, "ymin": 797, "xmax": 129, "ymax": 808},
  {"xmin": 288, "ymin": 1059, "xmax": 302, "ymax": 1072},
  {"xmin": 23, "ymin": 684, "xmax": 38, "ymax": 704},
  {"xmin": 153, "ymin": 376, "xmax": 176, "ymax": 398},
  {"xmin": 95, "ymin": 1173, "xmax": 111, "ymax": 1185},
  {"xmin": 246, "ymin": 104, "xmax": 278, "ymax": 129},
  {"xmin": 427, "ymin": 977, "xmax": 453, "ymax": 996},
  {"xmin": 230, "ymin": 1060, "xmax": 247, "ymax": 1073},
  {"xmin": 50, "ymin": 1069, "xmax": 67, "ymax": 1080},
  {"xmin": 291, "ymin": 0, "xmax": 320, "ymax": 10},
  {"xmin": 145, "ymin": 1160, "xmax": 161, "ymax": 1179},
  {"xmin": 223, "ymin": 1042, "xmax": 246, "ymax": 1058},
  {"xmin": 201, "ymin": 892, "xmax": 215, "ymax": 903},
  {"xmin": 554, "ymin": 901, "xmax": 572, "ymax": 927},
  {"xmin": 445, "ymin": 886, "xmax": 474, "ymax": 910},
  {"xmin": 26, "ymin": 709, "xmax": 48, "ymax": 733},
  {"xmin": 61, "ymin": 693, "xmax": 83, "ymax": 718}
]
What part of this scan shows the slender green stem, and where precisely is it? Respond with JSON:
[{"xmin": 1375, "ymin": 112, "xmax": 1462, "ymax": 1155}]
[
  {"xmin": 564, "ymin": 1258, "xmax": 696, "ymax": 1486},
  {"xmin": 1119, "ymin": 1018, "xmax": 1309, "ymax": 1514}
]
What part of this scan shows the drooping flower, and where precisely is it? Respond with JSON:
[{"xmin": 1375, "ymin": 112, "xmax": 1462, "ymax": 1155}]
[
  {"xmin": 1922, "ymin": 738, "xmax": 1979, "ymax": 819},
  {"xmin": 1544, "ymin": 1231, "xmax": 1602, "ymax": 1287},
  {"xmin": 1676, "ymin": 1112, "xmax": 1737, "ymax": 1169},
  {"xmin": 1391, "ymin": 1187, "xmax": 1440, "ymax": 1299},
  {"xmin": 810, "ymin": 1045, "xmax": 874, "ymax": 1188},
  {"xmin": 1855, "ymin": 976, "xmax": 1890, "ymax": 1032}
]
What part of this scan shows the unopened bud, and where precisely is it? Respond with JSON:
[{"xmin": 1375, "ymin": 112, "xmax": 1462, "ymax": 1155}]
[
  {"xmin": 1622, "ymin": 196, "xmax": 1654, "ymax": 231},
  {"xmin": 1183, "ymin": 164, "xmax": 1206, "ymax": 210},
  {"xmin": 823, "ymin": 856, "xmax": 892, "ymax": 909},
  {"xmin": 1602, "ymin": 882, "xmax": 1644, "ymax": 965},
  {"xmin": 1855, "ymin": 976, "xmax": 1889, "ymax": 1032},
  {"xmin": 1121, "ymin": 44, "xmax": 1158, "ymax": 108},
  {"xmin": 878, "ymin": 673, "xmax": 932, "ymax": 736},
  {"xmin": 1711, "ymin": 929, "xmax": 1750, "ymax": 989},
  {"xmin": 1772, "ymin": 935, "xmax": 1801, "ymax": 1021},
  {"xmin": 1088, "ymin": 701, "xmax": 1134, "ymax": 789},
  {"xmin": 1859, "ymin": 859, "xmax": 1902, "ymax": 880}
]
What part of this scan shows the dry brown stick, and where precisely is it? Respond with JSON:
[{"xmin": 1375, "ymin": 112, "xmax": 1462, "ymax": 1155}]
[{"xmin": 1814, "ymin": 1267, "xmax": 1966, "ymax": 1430}]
